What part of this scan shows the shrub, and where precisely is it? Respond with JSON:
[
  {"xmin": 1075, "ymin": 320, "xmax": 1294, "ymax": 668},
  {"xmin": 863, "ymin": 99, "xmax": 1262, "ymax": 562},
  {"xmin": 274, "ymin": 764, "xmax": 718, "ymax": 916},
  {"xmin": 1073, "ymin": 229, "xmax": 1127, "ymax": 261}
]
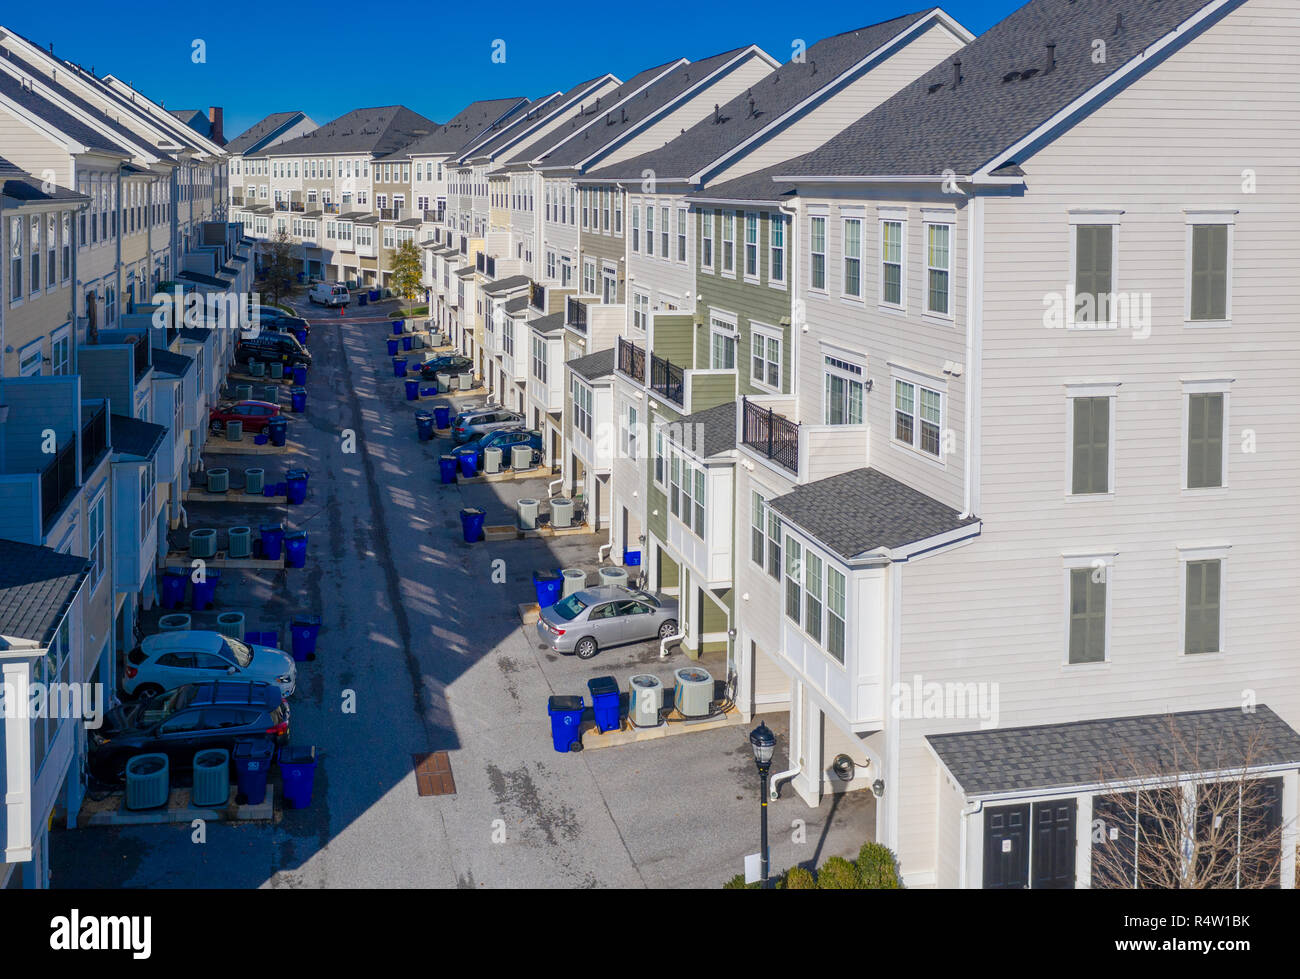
[
  {"xmin": 856, "ymin": 842, "xmax": 903, "ymax": 889},
  {"xmin": 784, "ymin": 866, "xmax": 817, "ymax": 889},
  {"xmin": 722, "ymin": 873, "xmax": 759, "ymax": 889},
  {"xmin": 817, "ymin": 855, "xmax": 865, "ymax": 889}
]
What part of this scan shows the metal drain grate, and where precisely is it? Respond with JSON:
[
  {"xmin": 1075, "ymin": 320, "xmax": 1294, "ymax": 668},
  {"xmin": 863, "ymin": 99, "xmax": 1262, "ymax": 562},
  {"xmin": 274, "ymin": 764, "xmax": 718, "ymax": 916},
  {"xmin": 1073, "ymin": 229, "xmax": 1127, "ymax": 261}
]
[{"xmin": 412, "ymin": 751, "xmax": 456, "ymax": 797}]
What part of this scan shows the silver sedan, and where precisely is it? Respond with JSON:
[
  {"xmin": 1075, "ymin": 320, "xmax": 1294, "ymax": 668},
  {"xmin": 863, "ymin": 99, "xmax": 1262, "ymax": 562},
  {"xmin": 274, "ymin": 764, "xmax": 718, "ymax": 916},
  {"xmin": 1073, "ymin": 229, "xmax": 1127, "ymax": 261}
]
[{"xmin": 536, "ymin": 585, "xmax": 680, "ymax": 659}]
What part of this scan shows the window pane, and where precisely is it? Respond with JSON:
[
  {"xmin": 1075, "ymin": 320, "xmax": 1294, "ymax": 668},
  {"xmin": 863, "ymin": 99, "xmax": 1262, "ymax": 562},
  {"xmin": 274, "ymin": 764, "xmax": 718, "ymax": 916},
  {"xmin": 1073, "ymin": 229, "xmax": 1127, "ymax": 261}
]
[
  {"xmin": 1075, "ymin": 225, "xmax": 1113, "ymax": 322},
  {"xmin": 1069, "ymin": 567, "xmax": 1107, "ymax": 664},
  {"xmin": 785, "ymin": 539, "xmax": 802, "ymax": 624},
  {"xmin": 1072, "ymin": 397, "xmax": 1109, "ymax": 494},
  {"xmin": 1185, "ymin": 559, "xmax": 1221, "ymax": 654},
  {"xmin": 1191, "ymin": 225, "xmax": 1228, "ymax": 321},
  {"xmin": 804, "ymin": 552, "xmax": 822, "ymax": 643},
  {"xmin": 1187, "ymin": 392, "xmax": 1224, "ymax": 488}
]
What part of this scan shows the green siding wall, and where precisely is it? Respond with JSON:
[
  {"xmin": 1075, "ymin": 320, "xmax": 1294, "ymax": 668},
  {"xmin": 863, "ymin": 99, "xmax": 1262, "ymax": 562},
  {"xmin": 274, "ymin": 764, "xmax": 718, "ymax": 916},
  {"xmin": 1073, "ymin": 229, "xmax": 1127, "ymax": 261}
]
[{"xmin": 651, "ymin": 313, "xmax": 694, "ymax": 366}]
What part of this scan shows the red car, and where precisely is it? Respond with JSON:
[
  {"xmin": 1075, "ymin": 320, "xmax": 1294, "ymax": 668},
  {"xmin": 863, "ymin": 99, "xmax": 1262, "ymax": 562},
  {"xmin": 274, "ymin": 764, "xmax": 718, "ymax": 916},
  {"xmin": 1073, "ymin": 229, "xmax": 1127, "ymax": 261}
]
[{"xmin": 209, "ymin": 400, "xmax": 281, "ymax": 433}]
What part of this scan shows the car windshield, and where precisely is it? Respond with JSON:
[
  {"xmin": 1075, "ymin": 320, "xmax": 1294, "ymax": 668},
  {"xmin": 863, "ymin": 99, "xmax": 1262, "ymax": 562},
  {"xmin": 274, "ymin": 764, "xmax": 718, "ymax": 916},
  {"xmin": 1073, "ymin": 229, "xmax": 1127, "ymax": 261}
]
[
  {"xmin": 136, "ymin": 684, "xmax": 195, "ymax": 727},
  {"xmin": 551, "ymin": 594, "xmax": 588, "ymax": 621},
  {"xmin": 223, "ymin": 638, "xmax": 253, "ymax": 668},
  {"xmin": 629, "ymin": 590, "xmax": 660, "ymax": 607}
]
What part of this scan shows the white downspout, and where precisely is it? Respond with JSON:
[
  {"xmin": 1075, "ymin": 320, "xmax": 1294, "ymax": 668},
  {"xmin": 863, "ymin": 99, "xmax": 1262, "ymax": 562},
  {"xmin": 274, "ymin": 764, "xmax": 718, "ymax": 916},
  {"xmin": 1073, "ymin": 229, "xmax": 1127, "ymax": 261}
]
[
  {"xmin": 958, "ymin": 798, "xmax": 982, "ymax": 889},
  {"xmin": 768, "ymin": 679, "xmax": 802, "ymax": 799},
  {"xmin": 778, "ymin": 199, "xmax": 802, "ymax": 407},
  {"xmin": 960, "ymin": 193, "xmax": 983, "ymax": 518}
]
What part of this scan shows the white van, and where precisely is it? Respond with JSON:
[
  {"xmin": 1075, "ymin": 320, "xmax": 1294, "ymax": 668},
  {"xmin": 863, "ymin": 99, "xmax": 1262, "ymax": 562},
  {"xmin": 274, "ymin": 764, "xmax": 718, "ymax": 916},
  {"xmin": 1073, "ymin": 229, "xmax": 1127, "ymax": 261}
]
[{"xmin": 309, "ymin": 281, "xmax": 350, "ymax": 307}]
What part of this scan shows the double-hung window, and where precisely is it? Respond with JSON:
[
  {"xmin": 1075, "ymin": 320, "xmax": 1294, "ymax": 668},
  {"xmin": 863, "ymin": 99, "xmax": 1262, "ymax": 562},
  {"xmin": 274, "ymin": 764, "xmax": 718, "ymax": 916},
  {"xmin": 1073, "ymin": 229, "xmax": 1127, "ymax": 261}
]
[
  {"xmin": 750, "ymin": 324, "xmax": 781, "ymax": 391},
  {"xmin": 721, "ymin": 212, "xmax": 734, "ymax": 273},
  {"xmin": 842, "ymin": 217, "xmax": 862, "ymax": 297},
  {"xmin": 750, "ymin": 492, "xmax": 782, "ymax": 579},
  {"xmin": 631, "ymin": 205, "xmax": 640, "ymax": 251},
  {"xmin": 1182, "ymin": 548, "xmax": 1226, "ymax": 655},
  {"xmin": 803, "ymin": 551, "xmax": 823, "ymax": 643},
  {"xmin": 571, "ymin": 377, "xmax": 593, "ymax": 437},
  {"xmin": 1185, "ymin": 387, "xmax": 1226, "ymax": 489},
  {"xmin": 1187, "ymin": 217, "xmax": 1231, "ymax": 322},
  {"xmin": 677, "ymin": 208, "xmax": 687, "ymax": 261},
  {"xmin": 531, "ymin": 335, "xmax": 547, "ymax": 383},
  {"xmin": 660, "ymin": 206, "xmax": 669, "ymax": 256},
  {"xmin": 784, "ymin": 537, "xmax": 803, "ymax": 625},
  {"xmin": 744, "ymin": 213, "xmax": 759, "ymax": 278},
  {"xmin": 1073, "ymin": 222, "xmax": 1115, "ymax": 324},
  {"xmin": 645, "ymin": 206, "xmax": 654, "ymax": 256},
  {"xmin": 701, "ymin": 211, "xmax": 714, "ymax": 269},
  {"xmin": 894, "ymin": 378, "xmax": 942, "ymax": 457},
  {"xmin": 926, "ymin": 222, "xmax": 952, "ymax": 315},
  {"xmin": 826, "ymin": 567, "xmax": 846, "ymax": 663},
  {"xmin": 710, "ymin": 317, "xmax": 736, "ymax": 370},
  {"xmin": 880, "ymin": 218, "xmax": 903, "ymax": 306},
  {"xmin": 1066, "ymin": 558, "xmax": 1109, "ymax": 664},
  {"xmin": 809, "ymin": 216, "xmax": 826, "ymax": 290},
  {"xmin": 824, "ymin": 355, "xmax": 864, "ymax": 425},
  {"xmin": 1070, "ymin": 390, "xmax": 1114, "ymax": 495},
  {"xmin": 769, "ymin": 215, "xmax": 785, "ymax": 284}
]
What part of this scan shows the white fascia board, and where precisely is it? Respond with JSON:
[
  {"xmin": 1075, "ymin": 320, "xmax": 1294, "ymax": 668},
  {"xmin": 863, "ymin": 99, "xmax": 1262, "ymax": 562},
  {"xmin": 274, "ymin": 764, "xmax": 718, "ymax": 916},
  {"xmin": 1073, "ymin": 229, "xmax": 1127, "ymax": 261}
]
[
  {"xmin": 0, "ymin": 90, "xmax": 99, "ymax": 156},
  {"xmin": 101, "ymin": 75, "xmax": 226, "ymax": 158}
]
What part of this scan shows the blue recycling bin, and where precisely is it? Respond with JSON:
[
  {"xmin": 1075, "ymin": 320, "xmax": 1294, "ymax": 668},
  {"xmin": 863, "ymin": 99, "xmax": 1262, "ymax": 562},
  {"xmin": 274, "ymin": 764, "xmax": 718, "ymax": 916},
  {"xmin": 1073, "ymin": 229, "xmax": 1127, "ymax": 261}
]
[
  {"xmin": 267, "ymin": 417, "xmax": 288, "ymax": 447},
  {"xmin": 279, "ymin": 745, "xmax": 318, "ymax": 808},
  {"xmin": 191, "ymin": 569, "xmax": 221, "ymax": 610},
  {"xmin": 416, "ymin": 410, "xmax": 435, "ymax": 441},
  {"xmin": 391, "ymin": 320, "xmax": 404, "ymax": 336},
  {"xmin": 290, "ymin": 615, "xmax": 321, "ymax": 662},
  {"xmin": 547, "ymin": 695, "xmax": 585, "ymax": 752},
  {"xmin": 532, "ymin": 570, "xmax": 563, "ymax": 608},
  {"xmin": 161, "ymin": 569, "xmax": 187, "ymax": 609},
  {"xmin": 405, "ymin": 379, "xmax": 420, "ymax": 401},
  {"xmin": 296, "ymin": 272, "xmax": 304, "ymax": 283},
  {"xmin": 459, "ymin": 507, "xmax": 485, "ymax": 543},
  {"xmin": 587, "ymin": 676, "xmax": 621, "ymax": 733},
  {"xmin": 458, "ymin": 451, "xmax": 477, "ymax": 479},
  {"xmin": 293, "ymin": 328, "xmax": 308, "ymax": 347},
  {"xmin": 234, "ymin": 739, "xmax": 274, "ymax": 805},
  {"xmin": 358, "ymin": 292, "xmax": 368, "ymax": 307},
  {"xmin": 284, "ymin": 530, "xmax": 308, "ymax": 569},
  {"xmin": 402, "ymin": 334, "xmax": 413, "ymax": 351},
  {"xmin": 434, "ymin": 405, "xmax": 451, "ymax": 429},
  {"xmin": 261, "ymin": 524, "xmax": 285, "ymax": 561},
  {"xmin": 285, "ymin": 469, "xmax": 308, "ymax": 505},
  {"xmin": 386, "ymin": 338, "xmax": 399, "ymax": 356},
  {"xmin": 290, "ymin": 387, "xmax": 307, "ymax": 413},
  {"xmin": 439, "ymin": 455, "xmax": 458, "ymax": 484},
  {"xmin": 623, "ymin": 550, "xmax": 642, "ymax": 567},
  {"xmin": 393, "ymin": 358, "xmax": 407, "ymax": 378},
  {"xmin": 369, "ymin": 289, "xmax": 379, "ymax": 302},
  {"xmin": 292, "ymin": 365, "xmax": 307, "ymax": 385}
]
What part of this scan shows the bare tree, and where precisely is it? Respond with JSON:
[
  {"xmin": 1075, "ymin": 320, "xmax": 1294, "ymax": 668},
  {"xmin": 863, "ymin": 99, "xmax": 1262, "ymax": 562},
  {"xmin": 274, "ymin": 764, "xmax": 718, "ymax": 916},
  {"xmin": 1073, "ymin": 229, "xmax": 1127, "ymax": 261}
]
[
  {"xmin": 1090, "ymin": 713, "xmax": 1284, "ymax": 889},
  {"xmin": 263, "ymin": 229, "xmax": 296, "ymax": 306}
]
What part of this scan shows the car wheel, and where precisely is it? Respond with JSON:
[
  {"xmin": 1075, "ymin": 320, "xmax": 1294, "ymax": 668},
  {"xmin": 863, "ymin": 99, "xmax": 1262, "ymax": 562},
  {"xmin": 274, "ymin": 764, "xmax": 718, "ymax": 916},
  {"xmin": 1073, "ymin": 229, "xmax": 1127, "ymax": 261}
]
[
  {"xmin": 133, "ymin": 683, "xmax": 163, "ymax": 701},
  {"xmin": 575, "ymin": 637, "xmax": 599, "ymax": 660},
  {"xmin": 658, "ymin": 620, "xmax": 679, "ymax": 640}
]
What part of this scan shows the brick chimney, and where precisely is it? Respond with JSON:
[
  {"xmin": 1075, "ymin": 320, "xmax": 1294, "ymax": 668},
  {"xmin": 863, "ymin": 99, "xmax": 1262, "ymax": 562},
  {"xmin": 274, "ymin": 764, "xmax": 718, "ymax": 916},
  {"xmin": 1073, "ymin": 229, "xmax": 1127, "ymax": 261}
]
[{"xmin": 208, "ymin": 106, "xmax": 224, "ymax": 144}]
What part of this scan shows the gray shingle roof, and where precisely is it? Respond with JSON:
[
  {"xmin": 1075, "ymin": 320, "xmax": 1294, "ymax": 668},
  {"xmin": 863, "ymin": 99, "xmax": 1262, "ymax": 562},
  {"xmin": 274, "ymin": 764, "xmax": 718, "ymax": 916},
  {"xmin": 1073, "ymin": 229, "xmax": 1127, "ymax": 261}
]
[
  {"xmin": 110, "ymin": 413, "xmax": 166, "ymax": 459},
  {"xmin": 529, "ymin": 311, "xmax": 567, "ymax": 334},
  {"xmin": 664, "ymin": 401, "xmax": 737, "ymax": 458},
  {"xmin": 532, "ymin": 49, "xmax": 757, "ymax": 170},
  {"xmin": 777, "ymin": 0, "xmax": 1219, "ymax": 178},
  {"xmin": 0, "ymin": 156, "xmax": 85, "ymax": 202},
  {"xmin": 177, "ymin": 270, "xmax": 229, "ymax": 287},
  {"xmin": 768, "ymin": 467, "xmax": 978, "ymax": 559},
  {"xmin": 689, "ymin": 160, "xmax": 798, "ymax": 204},
  {"xmin": 503, "ymin": 296, "xmax": 529, "ymax": 314},
  {"xmin": 151, "ymin": 349, "xmax": 195, "ymax": 377},
  {"xmin": 0, "ymin": 67, "xmax": 133, "ymax": 157},
  {"xmin": 0, "ymin": 539, "xmax": 90, "ymax": 647},
  {"xmin": 225, "ymin": 111, "xmax": 308, "ymax": 155},
  {"xmin": 587, "ymin": 10, "xmax": 941, "ymax": 182},
  {"xmin": 567, "ymin": 347, "xmax": 615, "ymax": 382},
  {"xmin": 457, "ymin": 93, "xmax": 564, "ymax": 162},
  {"xmin": 388, "ymin": 97, "xmax": 530, "ymax": 159},
  {"xmin": 258, "ymin": 105, "xmax": 438, "ymax": 158},
  {"xmin": 928, "ymin": 707, "xmax": 1300, "ymax": 797},
  {"xmin": 481, "ymin": 274, "xmax": 531, "ymax": 295}
]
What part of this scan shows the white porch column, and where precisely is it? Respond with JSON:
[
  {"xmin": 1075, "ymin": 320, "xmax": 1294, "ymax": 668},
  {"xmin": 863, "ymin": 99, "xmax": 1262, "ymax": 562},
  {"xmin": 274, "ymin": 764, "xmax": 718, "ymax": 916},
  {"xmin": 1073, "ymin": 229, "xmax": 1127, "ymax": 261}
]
[
  {"xmin": 792, "ymin": 686, "xmax": 823, "ymax": 807},
  {"xmin": 1282, "ymin": 771, "xmax": 1297, "ymax": 889},
  {"xmin": 2, "ymin": 660, "xmax": 34, "ymax": 864}
]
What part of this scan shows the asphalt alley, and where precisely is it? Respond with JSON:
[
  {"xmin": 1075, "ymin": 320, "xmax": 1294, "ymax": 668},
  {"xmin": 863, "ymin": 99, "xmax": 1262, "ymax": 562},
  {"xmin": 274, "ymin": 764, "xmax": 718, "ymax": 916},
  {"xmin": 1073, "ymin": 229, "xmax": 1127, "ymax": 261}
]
[{"xmin": 51, "ymin": 299, "xmax": 874, "ymax": 888}]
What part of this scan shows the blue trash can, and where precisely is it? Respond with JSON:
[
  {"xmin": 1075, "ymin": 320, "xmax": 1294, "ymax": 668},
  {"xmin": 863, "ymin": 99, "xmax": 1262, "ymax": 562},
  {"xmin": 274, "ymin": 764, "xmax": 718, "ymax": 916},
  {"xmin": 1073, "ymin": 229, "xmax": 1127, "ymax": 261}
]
[
  {"xmin": 296, "ymin": 272, "xmax": 304, "ymax": 283},
  {"xmin": 234, "ymin": 738, "xmax": 274, "ymax": 805},
  {"xmin": 393, "ymin": 358, "xmax": 407, "ymax": 378},
  {"xmin": 290, "ymin": 387, "xmax": 307, "ymax": 413},
  {"xmin": 434, "ymin": 405, "xmax": 451, "ymax": 429},
  {"xmin": 286, "ymin": 469, "xmax": 308, "ymax": 505},
  {"xmin": 587, "ymin": 676, "xmax": 621, "ymax": 733},
  {"xmin": 279, "ymin": 745, "xmax": 318, "ymax": 808},
  {"xmin": 623, "ymin": 550, "xmax": 642, "ymax": 567},
  {"xmin": 285, "ymin": 530, "xmax": 308, "ymax": 569},
  {"xmin": 161, "ymin": 569, "xmax": 188, "ymax": 609},
  {"xmin": 532, "ymin": 570, "xmax": 563, "ymax": 608},
  {"xmin": 191, "ymin": 569, "xmax": 221, "ymax": 610},
  {"xmin": 439, "ymin": 455, "xmax": 458, "ymax": 484},
  {"xmin": 459, "ymin": 507, "xmax": 485, "ymax": 543},
  {"xmin": 290, "ymin": 615, "xmax": 321, "ymax": 662},
  {"xmin": 391, "ymin": 320, "xmax": 404, "ymax": 336},
  {"xmin": 358, "ymin": 293, "xmax": 368, "ymax": 307},
  {"xmin": 405, "ymin": 379, "xmax": 420, "ymax": 401},
  {"xmin": 421, "ymin": 386, "xmax": 437, "ymax": 397},
  {"xmin": 402, "ymin": 334, "xmax": 413, "ymax": 351},
  {"xmin": 292, "ymin": 365, "xmax": 307, "ymax": 385},
  {"xmin": 261, "ymin": 524, "xmax": 285, "ymax": 561},
  {"xmin": 458, "ymin": 451, "xmax": 477, "ymax": 479},
  {"xmin": 293, "ymin": 328, "xmax": 308, "ymax": 347},
  {"xmin": 267, "ymin": 417, "xmax": 288, "ymax": 447},
  {"xmin": 369, "ymin": 289, "xmax": 379, "ymax": 302},
  {"xmin": 547, "ymin": 695, "xmax": 585, "ymax": 752},
  {"xmin": 386, "ymin": 338, "xmax": 399, "ymax": 356},
  {"xmin": 416, "ymin": 411, "xmax": 435, "ymax": 442}
]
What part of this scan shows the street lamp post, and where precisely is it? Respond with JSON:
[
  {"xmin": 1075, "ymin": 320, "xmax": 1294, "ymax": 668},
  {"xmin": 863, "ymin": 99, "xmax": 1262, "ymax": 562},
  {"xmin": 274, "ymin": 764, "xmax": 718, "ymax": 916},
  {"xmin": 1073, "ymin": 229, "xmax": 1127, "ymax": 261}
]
[{"xmin": 749, "ymin": 721, "xmax": 776, "ymax": 885}]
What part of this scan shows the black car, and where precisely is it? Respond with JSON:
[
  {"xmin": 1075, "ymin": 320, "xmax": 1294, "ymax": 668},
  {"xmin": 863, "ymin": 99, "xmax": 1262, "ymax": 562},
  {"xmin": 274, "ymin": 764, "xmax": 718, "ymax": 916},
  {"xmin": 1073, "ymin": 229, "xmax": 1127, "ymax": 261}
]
[
  {"xmin": 415, "ymin": 355, "xmax": 473, "ymax": 379},
  {"xmin": 88, "ymin": 680, "xmax": 289, "ymax": 783},
  {"xmin": 236, "ymin": 332, "xmax": 312, "ymax": 368}
]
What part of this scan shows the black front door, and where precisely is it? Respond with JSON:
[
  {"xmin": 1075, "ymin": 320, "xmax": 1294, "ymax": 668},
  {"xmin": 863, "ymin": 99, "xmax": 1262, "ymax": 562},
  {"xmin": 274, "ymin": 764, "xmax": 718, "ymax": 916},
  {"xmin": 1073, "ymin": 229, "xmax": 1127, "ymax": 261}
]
[
  {"xmin": 983, "ymin": 803, "xmax": 1030, "ymax": 888},
  {"xmin": 1031, "ymin": 800, "xmax": 1078, "ymax": 888}
]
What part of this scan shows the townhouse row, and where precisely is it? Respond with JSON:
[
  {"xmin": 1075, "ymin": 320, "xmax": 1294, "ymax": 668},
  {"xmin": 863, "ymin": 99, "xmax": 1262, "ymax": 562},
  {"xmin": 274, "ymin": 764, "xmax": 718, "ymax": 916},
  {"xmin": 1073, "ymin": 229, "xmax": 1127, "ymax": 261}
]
[{"xmin": 0, "ymin": 24, "xmax": 253, "ymax": 888}]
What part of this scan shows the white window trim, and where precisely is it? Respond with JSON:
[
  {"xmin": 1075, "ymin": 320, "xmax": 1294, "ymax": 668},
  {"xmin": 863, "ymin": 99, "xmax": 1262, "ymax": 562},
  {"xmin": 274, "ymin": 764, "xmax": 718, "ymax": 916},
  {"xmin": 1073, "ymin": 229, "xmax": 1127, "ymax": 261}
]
[
  {"xmin": 922, "ymin": 219, "xmax": 955, "ymax": 321},
  {"xmin": 721, "ymin": 210, "xmax": 736, "ymax": 279},
  {"xmin": 749, "ymin": 320, "xmax": 783, "ymax": 394},
  {"xmin": 768, "ymin": 213, "xmax": 787, "ymax": 290},
  {"xmin": 1180, "ymin": 378, "xmax": 1232, "ymax": 494},
  {"xmin": 890, "ymin": 364, "xmax": 947, "ymax": 465},
  {"xmin": 709, "ymin": 309, "xmax": 739, "ymax": 371},
  {"xmin": 783, "ymin": 531, "xmax": 849, "ymax": 672},
  {"xmin": 877, "ymin": 209, "xmax": 907, "ymax": 313},
  {"xmin": 1061, "ymin": 551, "xmax": 1116, "ymax": 668},
  {"xmin": 1064, "ymin": 381, "xmax": 1120, "ymax": 500},
  {"xmin": 1066, "ymin": 209, "xmax": 1122, "ymax": 330},
  {"xmin": 807, "ymin": 208, "xmax": 829, "ymax": 294},
  {"xmin": 822, "ymin": 348, "xmax": 867, "ymax": 427},
  {"xmin": 1183, "ymin": 211, "xmax": 1235, "ymax": 328},
  {"xmin": 743, "ymin": 211, "xmax": 761, "ymax": 284},
  {"xmin": 1177, "ymin": 545, "xmax": 1229, "ymax": 658},
  {"xmin": 840, "ymin": 215, "xmax": 865, "ymax": 303}
]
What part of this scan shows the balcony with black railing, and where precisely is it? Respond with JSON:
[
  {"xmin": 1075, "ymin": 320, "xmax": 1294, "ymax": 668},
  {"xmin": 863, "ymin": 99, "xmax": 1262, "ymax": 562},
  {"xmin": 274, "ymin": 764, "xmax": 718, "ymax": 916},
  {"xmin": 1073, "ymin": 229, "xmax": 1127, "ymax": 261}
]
[
  {"xmin": 40, "ymin": 439, "xmax": 77, "ymax": 530},
  {"xmin": 133, "ymin": 336, "xmax": 151, "ymax": 379},
  {"xmin": 649, "ymin": 353, "xmax": 684, "ymax": 407},
  {"xmin": 81, "ymin": 402, "xmax": 108, "ymax": 474},
  {"xmin": 617, "ymin": 336, "xmax": 645, "ymax": 383},
  {"xmin": 566, "ymin": 296, "xmax": 587, "ymax": 334},
  {"xmin": 529, "ymin": 280, "xmax": 547, "ymax": 312},
  {"xmin": 741, "ymin": 397, "xmax": 800, "ymax": 475}
]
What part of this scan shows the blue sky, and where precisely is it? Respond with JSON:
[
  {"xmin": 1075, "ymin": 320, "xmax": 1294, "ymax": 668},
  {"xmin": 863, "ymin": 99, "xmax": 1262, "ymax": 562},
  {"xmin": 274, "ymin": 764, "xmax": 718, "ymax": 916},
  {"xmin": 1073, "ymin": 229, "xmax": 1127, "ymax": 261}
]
[{"xmin": 13, "ymin": 0, "xmax": 1015, "ymax": 140}]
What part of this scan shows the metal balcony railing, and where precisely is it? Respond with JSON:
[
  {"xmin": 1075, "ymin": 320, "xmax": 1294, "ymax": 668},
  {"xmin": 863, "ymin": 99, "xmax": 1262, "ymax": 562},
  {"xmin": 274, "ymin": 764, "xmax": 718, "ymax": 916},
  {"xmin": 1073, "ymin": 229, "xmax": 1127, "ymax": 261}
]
[
  {"xmin": 133, "ymin": 336, "xmax": 151, "ymax": 379},
  {"xmin": 566, "ymin": 296, "xmax": 587, "ymax": 334},
  {"xmin": 649, "ymin": 353, "xmax": 684, "ymax": 407},
  {"xmin": 617, "ymin": 336, "xmax": 645, "ymax": 383},
  {"xmin": 741, "ymin": 397, "xmax": 799, "ymax": 475},
  {"xmin": 41, "ymin": 439, "xmax": 77, "ymax": 530},
  {"xmin": 529, "ymin": 281, "xmax": 546, "ymax": 312},
  {"xmin": 81, "ymin": 403, "xmax": 108, "ymax": 474}
]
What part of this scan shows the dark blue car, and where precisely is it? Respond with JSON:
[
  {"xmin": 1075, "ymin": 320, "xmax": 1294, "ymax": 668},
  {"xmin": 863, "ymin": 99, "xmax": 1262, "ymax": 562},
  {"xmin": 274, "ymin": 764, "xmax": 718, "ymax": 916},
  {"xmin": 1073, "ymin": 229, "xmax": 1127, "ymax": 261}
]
[{"xmin": 450, "ymin": 428, "xmax": 543, "ymax": 470}]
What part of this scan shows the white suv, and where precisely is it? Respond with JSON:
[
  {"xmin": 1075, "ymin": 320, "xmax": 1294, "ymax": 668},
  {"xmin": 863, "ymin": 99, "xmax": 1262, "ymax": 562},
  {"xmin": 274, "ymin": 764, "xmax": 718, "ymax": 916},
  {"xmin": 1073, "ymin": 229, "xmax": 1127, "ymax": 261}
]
[
  {"xmin": 124, "ymin": 631, "xmax": 296, "ymax": 699},
  {"xmin": 308, "ymin": 281, "xmax": 350, "ymax": 307}
]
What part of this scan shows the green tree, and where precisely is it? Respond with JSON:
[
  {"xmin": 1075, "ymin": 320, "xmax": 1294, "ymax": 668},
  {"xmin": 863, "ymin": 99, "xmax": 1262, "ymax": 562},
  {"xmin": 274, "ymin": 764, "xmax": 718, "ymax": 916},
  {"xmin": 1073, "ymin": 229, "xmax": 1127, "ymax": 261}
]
[
  {"xmin": 816, "ymin": 856, "xmax": 865, "ymax": 889},
  {"xmin": 391, "ymin": 239, "xmax": 424, "ymax": 312},
  {"xmin": 263, "ymin": 229, "xmax": 295, "ymax": 306},
  {"xmin": 783, "ymin": 866, "xmax": 817, "ymax": 889},
  {"xmin": 856, "ymin": 842, "xmax": 903, "ymax": 888}
]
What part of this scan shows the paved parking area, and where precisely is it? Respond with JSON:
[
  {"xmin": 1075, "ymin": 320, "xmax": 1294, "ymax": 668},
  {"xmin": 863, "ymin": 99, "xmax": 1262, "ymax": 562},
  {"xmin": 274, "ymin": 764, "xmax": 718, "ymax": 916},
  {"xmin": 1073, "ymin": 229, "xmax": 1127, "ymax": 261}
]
[{"xmin": 51, "ymin": 298, "xmax": 874, "ymax": 889}]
